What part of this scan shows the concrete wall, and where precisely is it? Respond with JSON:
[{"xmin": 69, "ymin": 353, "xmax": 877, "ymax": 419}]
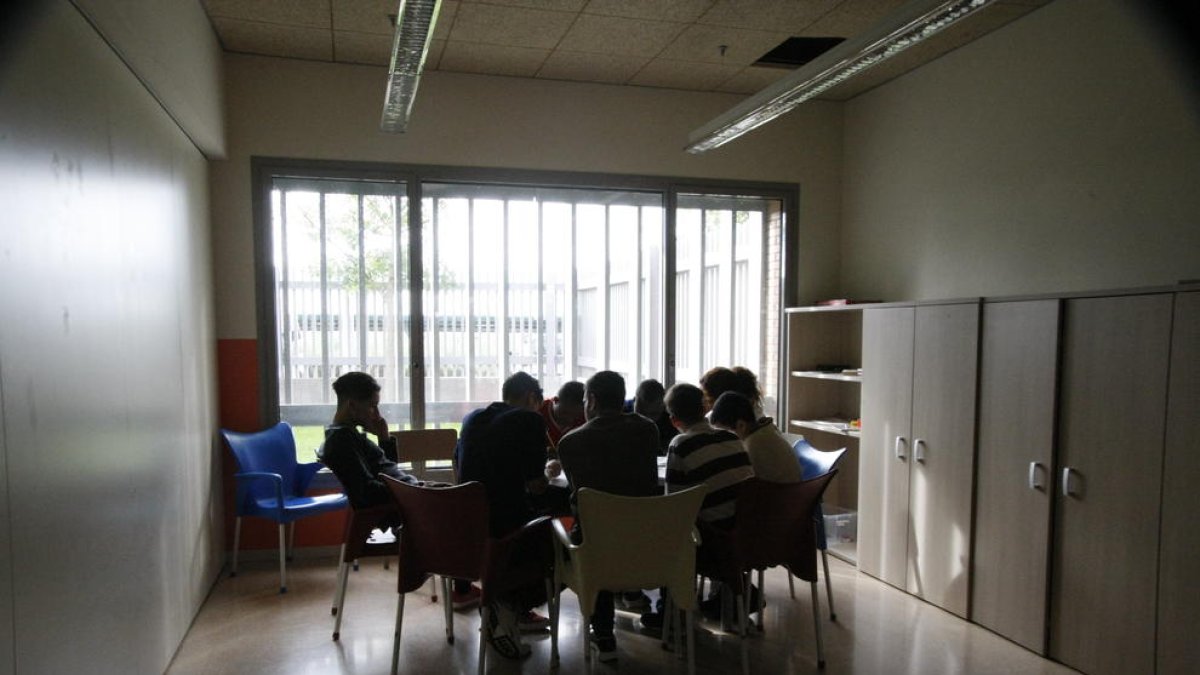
[
  {"xmin": 0, "ymin": 2, "xmax": 221, "ymax": 672},
  {"xmin": 210, "ymin": 55, "xmax": 845, "ymax": 339},
  {"xmin": 841, "ymin": 0, "xmax": 1200, "ymax": 301}
]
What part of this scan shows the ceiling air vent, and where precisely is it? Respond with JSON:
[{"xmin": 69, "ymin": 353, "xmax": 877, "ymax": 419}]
[{"xmin": 754, "ymin": 36, "xmax": 846, "ymax": 69}]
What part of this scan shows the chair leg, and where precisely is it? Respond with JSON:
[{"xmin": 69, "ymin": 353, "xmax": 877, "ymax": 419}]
[
  {"xmin": 332, "ymin": 544, "xmax": 347, "ymax": 616},
  {"xmin": 429, "ymin": 575, "xmax": 438, "ymax": 603},
  {"xmin": 547, "ymin": 577, "xmax": 559, "ymax": 667},
  {"xmin": 477, "ymin": 604, "xmax": 488, "ymax": 675},
  {"xmin": 287, "ymin": 522, "xmax": 296, "ymax": 561},
  {"xmin": 821, "ymin": 549, "xmax": 836, "ymax": 621},
  {"xmin": 810, "ymin": 582, "xmax": 825, "ymax": 669},
  {"xmin": 277, "ymin": 523, "xmax": 288, "ymax": 593},
  {"xmin": 788, "ymin": 571, "xmax": 795, "ymax": 599},
  {"xmin": 442, "ymin": 577, "xmax": 454, "ymax": 644},
  {"xmin": 756, "ymin": 569, "xmax": 765, "ymax": 632},
  {"xmin": 333, "ymin": 555, "xmax": 351, "ymax": 640},
  {"xmin": 392, "ymin": 593, "xmax": 406, "ymax": 675},
  {"xmin": 737, "ymin": 592, "xmax": 749, "ymax": 675},
  {"xmin": 230, "ymin": 517, "xmax": 242, "ymax": 577},
  {"xmin": 661, "ymin": 592, "xmax": 673, "ymax": 651},
  {"xmin": 686, "ymin": 608, "xmax": 696, "ymax": 675}
]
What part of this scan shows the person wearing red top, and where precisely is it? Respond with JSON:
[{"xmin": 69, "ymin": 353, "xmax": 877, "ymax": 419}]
[{"xmin": 539, "ymin": 380, "xmax": 585, "ymax": 455}]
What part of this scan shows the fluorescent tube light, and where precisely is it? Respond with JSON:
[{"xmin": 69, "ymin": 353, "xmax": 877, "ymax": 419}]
[
  {"xmin": 380, "ymin": 0, "xmax": 442, "ymax": 133},
  {"xmin": 685, "ymin": 0, "xmax": 997, "ymax": 153}
]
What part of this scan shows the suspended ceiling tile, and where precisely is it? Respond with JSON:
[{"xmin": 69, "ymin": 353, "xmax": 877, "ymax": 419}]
[
  {"xmin": 697, "ymin": 0, "xmax": 842, "ymax": 33},
  {"xmin": 331, "ymin": 0, "xmax": 395, "ymax": 35},
  {"xmin": 334, "ymin": 30, "xmax": 392, "ymax": 65},
  {"xmin": 801, "ymin": 0, "xmax": 909, "ymax": 37},
  {"xmin": 463, "ymin": 0, "xmax": 587, "ymax": 10},
  {"xmin": 439, "ymin": 41, "xmax": 551, "ymax": 77},
  {"xmin": 629, "ymin": 58, "xmax": 741, "ymax": 91},
  {"xmin": 583, "ymin": 0, "xmax": 716, "ymax": 23},
  {"xmin": 212, "ymin": 17, "xmax": 333, "ymax": 60},
  {"xmin": 433, "ymin": 1, "xmax": 459, "ymax": 40},
  {"xmin": 715, "ymin": 64, "xmax": 790, "ymax": 94},
  {"xmin": 202, "ymin": 0, "xmax": 331, "ymax": 28},
  {"xmin": 425, "ymin": 38, "xmax": 447, "ymax": 69},
  {"xmin": 448, "ymin": 3, "xmax": 576, "ymax": 49},
  {"xmin": 536, "ymin": 50, "xmax": 649, "ymax": 84},
  {"xmin": 558, "ymin": 14, "xmax": 687, "ymax": 58},
  {"xmin": 659, "ymin": 23, "xmax": 791, "ymax": 67}
]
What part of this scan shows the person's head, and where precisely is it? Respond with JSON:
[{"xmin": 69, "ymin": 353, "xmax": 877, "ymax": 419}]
[
  {"xmin": 699, "ymin": 367, "xmax": 737, "ymax": 411},
  {"xmin": 633, "ymin": 379, "xmax": 666, "ymax": 418},
  {"xmin": 332, "ymin": 371, "xmax": 382, "ymax": 426},
  {"xmin": 665, "ymin": 382, "xmax": 706, "ymax": 429},
  {"xmin": 584, "ymin": 371, "xmax": 625, "ymax": 419},
  {"xmin": 709, "ymin": 391, "xmax": 758, "ymax": 439},
  {"xmin": 553, "ymin": 380, "xmax": 585, "ymax": 423},
  {"xmin": 731, "ymin": 366, "xmax": 763, "ymax": 411},
  {"xmin": 502, "ymin": 371, "xmax": 543, "ymax": 411}
]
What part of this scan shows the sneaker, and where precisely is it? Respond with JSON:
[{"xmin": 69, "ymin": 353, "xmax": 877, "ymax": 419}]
[
  {"xmin": 486, "ymin": 602, "xmax": 531, "ymax": 659},
  {"xmin": 451, "ymin": 584, "xmax": 481, "ymax": 610},
  {"xmin": 518, "ymin": 609, "xmax": 550, "ymax": 632},
  {"xmin": 590, "ymin": 633, "xmax": 617, "ymax": 663},
  {"xmin": 615, "ymin": 591, "xmax": 651, "ymax": 612}
]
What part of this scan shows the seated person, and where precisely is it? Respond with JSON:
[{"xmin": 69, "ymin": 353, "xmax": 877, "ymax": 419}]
[
  {"xmin": 699, "ymin": 366, "xmax": 738, "ymax": 414},
  {"xmin": 623, "ymin": 378, "xmax": 677, "ymax": 455},
  {"xmin": 540, "ymin": 380, "xmax": 586, "ymax": 455},
  {"xmin": 710, "ymin": 391, "xmax": 801, "ymax": 483},
  {"xmin": 457, "ymin": 371, "xmax": 560, "ymax": 658},
  {"xmin": 730, "ymin": 366, "xmax": 768, "ymax": 421},
  {"xmin": 557, "ymin": 371, "xmax": 660, "ymax": 662},
  {"xmin": 319, "ymin": 371, "xmax": 418, "ymax": 524}
]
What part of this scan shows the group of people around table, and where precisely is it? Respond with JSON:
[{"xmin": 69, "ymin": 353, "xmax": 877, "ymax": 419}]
[{"xmin": 318, "ymin": 364, "xmax": 803, "ymax": 662}]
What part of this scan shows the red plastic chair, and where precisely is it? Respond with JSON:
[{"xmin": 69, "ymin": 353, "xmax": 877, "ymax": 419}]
[
  {"xmin": 330, "ymin": 504, "xmax": 400, "ymax": 640},
  {"xmin": 382, "ymin": 476, "xmax": 555, "ymax": 675},
  {"xmin": 697, "ymin": 472, "xmax": 837, "ymax": 673}
]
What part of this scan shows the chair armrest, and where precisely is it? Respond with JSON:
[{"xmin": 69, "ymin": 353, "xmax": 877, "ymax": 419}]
[
  {"xmin": 691, "ymin": 525, "xmax": 703, "ymax": 546},
  {"xmin": 294, "ymin": 461, "xmax": 324, "ymax": 494},
  {"xmin": 234, "ymin": 471, "xmax": 284, "ymax": 518},
  {"xmin": 551, "ymin": 517, "xmax": 580, "ymax": 551}
]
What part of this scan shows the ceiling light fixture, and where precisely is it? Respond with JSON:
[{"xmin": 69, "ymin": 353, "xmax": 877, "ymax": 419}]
[
  {"xmin": 685, "ymin": 0, "xmax": 997, "ymax": 154},
  {"xmin": 380, "ymin": 0, "xmax": 443, "ymax": 133}
]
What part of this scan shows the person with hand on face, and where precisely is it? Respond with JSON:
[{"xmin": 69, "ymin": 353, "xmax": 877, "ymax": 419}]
[{"xmin": 318, "ymin": 371, "xmax": 419, "ymax": 526}]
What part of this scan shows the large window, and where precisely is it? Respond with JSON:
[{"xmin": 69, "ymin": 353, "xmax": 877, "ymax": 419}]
[{"xmin": 258, "ymin": 163, "xmax": 791, "ymax": 450}]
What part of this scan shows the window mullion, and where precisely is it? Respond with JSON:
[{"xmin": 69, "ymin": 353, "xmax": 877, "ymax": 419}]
[
  {"xmin": 406, "ymin": 181, "xmax": 424, "ymax": 429},
  {"xmin": 319, "ymin": 192, "xmax": 331, "ymax": 403},
  {"xmin": 279, "ymin": 191, "xmax": 292, "ymax": 405},
  {"xmin": 537, "ymin": 200, "xmax": 545, "ymax": 384},
  {"xmin": 568, "ymin": 203, "xmax": 577, "ymax": 382},
  {"xmin": 466, "ymin": 199, "xmax": 476, "ymax": 402},
  {"xmin": 728, "ymin": 208, "xmax": 736, "ymax": 366},
  {"xmin": 358, "ymin": 194, "xmax": 368, "ymax": 374},
  {"xmin": 501, "ymin": 200, "xmax": 510, "ymax": 382},
  {"xmin": 635, "ymin": 206, "xmax": 643, "ymax": 383},
  {"xmin": 430, "ymin": 197, "xmax": 441, "ymax": 406},
  {"xmin": 602, "ymin": 204, "xmax": 610, "ymax": 371}
]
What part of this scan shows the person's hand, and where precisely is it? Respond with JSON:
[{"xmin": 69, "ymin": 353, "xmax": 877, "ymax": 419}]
[
  {"xmin": 366, "ymin": 415, "xmax": 390, "ymax": 443},
  {"xmin": 544, "ymin": 459, "xmax": 562, "ymax": 479}
]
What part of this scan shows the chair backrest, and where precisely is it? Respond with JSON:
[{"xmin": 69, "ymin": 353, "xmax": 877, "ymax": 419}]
[
  {"xmin": 383, "ymin": 477, "xmax": 490, "ymax": 592},
  {"xmin": 221, "ymin": 422, "xmax": 300, "ymax": 498},
  {"xmin": 390, "ymin": 428, "xmax": 458, "ymax": 481},
  {"xmin": 732, "ymin": 472, "xmax": 837, "ymax": 581},
  {"xmin": 574, "ymin": 485, "xmax": 707, "ymax": 603},
  {"xmin": 793, "ymin": 439, "xmax": 848, "ymax": 480}
]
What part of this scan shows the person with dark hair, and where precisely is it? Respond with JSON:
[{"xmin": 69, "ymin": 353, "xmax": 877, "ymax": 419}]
[
  {"xmin": 730, "ymin": 366, "xmax": 766, "ymax": 419},
  {"xmin": 699, "ymin": 366, "xmax": 738, "ymax": 412},
  {"xmin": 456, "ymin": 371, "xmax": 559, "ymax": 658},
  {"xmin": 319, "ymin": 371, "xmax": 419, "ymax": 516},
  {"xmin": 540, "ymin": 380, "xmax": 586, "ymax": 453},
  {"xmin": 557, "ymin": 371, "xmax": 660, "ymax": 661},
  {"xmin": 710, "ymin": 391, "xmax": 800, "ymax": 483},
  {"xmin": 623, "ymin": 378, "xmax": 677, "ymax": 454}
]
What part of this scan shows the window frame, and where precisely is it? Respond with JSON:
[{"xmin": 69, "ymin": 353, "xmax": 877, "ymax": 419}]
[{"xmin": 251, "ymin": 157, "xmax": 800, "ymax": 429}]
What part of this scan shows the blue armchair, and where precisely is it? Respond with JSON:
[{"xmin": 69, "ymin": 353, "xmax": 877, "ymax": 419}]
[
  {"xmin": 793, "ymin": 438, "xmax": 847, "ymax": 621},
  {"xmin": 221, "ymin": 421, "xmax": 348, "ymax": 593}
]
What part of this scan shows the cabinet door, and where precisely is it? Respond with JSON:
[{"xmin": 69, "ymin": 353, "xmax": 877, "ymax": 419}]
[
  {"xmin": 1158, "ymin": 291, "xmax": 1200, "ymax": 675},
  {"xmin": 1051, "ymin": 294, "xmax": 1172, "ymax": 675},
  {"xmin": 858, "ymin": 307, "xmax": 914, "ymax": 587},
  {"xmin": 906, "ymin": 303, "xmax": 979, "ymax": 617},
  {"xmin": 971, "ymin": 299, "xmax": 1059, "ymax": 651}
]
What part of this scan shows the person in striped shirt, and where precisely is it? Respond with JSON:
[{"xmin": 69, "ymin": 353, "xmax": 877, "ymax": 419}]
[{"xmin": 663, "ymin": 382, "xmax": 755, "ymax": 529}]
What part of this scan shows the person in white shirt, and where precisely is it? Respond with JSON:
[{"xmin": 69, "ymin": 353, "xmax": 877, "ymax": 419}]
[{"xmin": 709, "ymin": 391, "xmax": 802, "ymax": 484}]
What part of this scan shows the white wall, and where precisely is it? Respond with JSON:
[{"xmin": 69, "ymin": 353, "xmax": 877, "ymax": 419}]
[
  {"xmin": 841, "ymin": 0, "xmax": 1200, "ymax": 301},
  {"xmin": 0, "ymin": 2, "xmax": 221, "ymax": 673},
  {"xmin": 210, "ymin": 55, "xmax": 845, "ymax": 338}
]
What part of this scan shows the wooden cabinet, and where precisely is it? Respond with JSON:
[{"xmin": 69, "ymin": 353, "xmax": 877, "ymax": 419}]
[
  {"xmin": 858, "ymin": 302, "xmax": 979, "ymax": 617},
  {"xmin": 971, "ymin": 299, "xmax": 1060, "ymax": 653},
  {"xmin": 1156, "ymin": 291, "xmax": 1200, "ymax": 675},
  {"xmin": 1050, "ymin": 294, "xmax": 1173, "ymax": 675}
]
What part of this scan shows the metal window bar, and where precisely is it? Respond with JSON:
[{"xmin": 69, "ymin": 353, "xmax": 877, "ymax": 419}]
[
  {"xmin": 537, "ymin": 199, "xmax": 545, "ymax": 384},
  {"xmin": 466, "ymin": 198, "xmax": 475, "ymax": 401},
  {"xmin": 603, "ymin": 204, "xmax": 611, "ymax": 371},
  {"xmin": 357, "ymin": 194, "xmax": 368, "ymax": 373},
  {"xmin": 501, "ymin": 199, "xmax": 510, "ymax": 381},
  {"xmin": 635, "ymin": 206, "xmax": 643, "ymax": 384},
  {"xmin": 430, "ymin": 197, "xmax": 441, "ymax": 403},
  {"xmin": 279, "ymin": 191, "xmax": 293, "ymax": 404},
  {"xmin": 319, "ymin": 193, "xmax": 331, "ymax": 403},
  {"xmin": 406, "ymin": 183, "xmax": 423, "ymax": 428},
  {"xmin": 568, "ymin": 203, "xmax": 577, "ymax": 381},
  {"xmin": 728, "ymin": 208, "xmax": 737, "ymax": 366}
]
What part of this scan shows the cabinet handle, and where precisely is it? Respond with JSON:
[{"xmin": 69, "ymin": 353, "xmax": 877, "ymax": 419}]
[
  {"xmin": 894, "ymin": 436, "xmax": 907, "ymax": 461},
  {"xmin": 913, "ymin": 438, "xmax": 925, "ymax": 463},
  {"xmin": 1061, "ymin": 467, "xmax": 1079, "ymax": 498},
  {"xmin": 1028, "ymin": 462, "xmax": 1045, "ymax": 490}
]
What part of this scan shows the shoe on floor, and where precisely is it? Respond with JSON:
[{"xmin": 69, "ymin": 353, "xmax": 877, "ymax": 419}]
[
  {"xmin": 451, "ymin": 584, "xmax": 481, "ymax": 610},
  {"xmin": 590, "ymin": 633, "xmax": 617, "ymax": 663},
  {"xmin": 615, "ymin": 591, "xmax": 651, "ymax": 612},
  {"xmin": 518, "ymin": 609, "xmax": 550, "ymax": 632},
  {"xmin": 486, "ymin": 602, "xmax": 531, "ymax": 659}
]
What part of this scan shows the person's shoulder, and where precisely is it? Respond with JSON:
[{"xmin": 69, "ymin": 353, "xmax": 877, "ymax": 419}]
[{"xmin": 495, "ymin": 404, "xmax": 544, "ymax": 428}]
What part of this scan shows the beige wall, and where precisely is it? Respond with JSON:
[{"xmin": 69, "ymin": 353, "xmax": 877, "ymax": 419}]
[
  {"xmin": 841, "ymin": 0, "xmax": 1200, "ymax": 301},
  {"xmin": 0, "ymin": 2, "xmax": 221, "ymax": 673},
  {"xmin": 211, "ymin": 55, "xmax": 844, "ymax": 338}
]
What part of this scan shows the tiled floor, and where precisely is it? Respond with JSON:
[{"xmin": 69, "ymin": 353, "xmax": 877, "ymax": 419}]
[{"xmin": 167, "ymin": 555, "xmax": 1078, "ymax": 674}]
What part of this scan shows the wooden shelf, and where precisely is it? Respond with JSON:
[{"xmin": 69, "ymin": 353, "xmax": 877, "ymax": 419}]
[
  {"xmin": 791, "ymin": 370, "xmax": 862, "ymax": 383},
  {"xmin": 789, "ymin": 420, "xmax": 861, "ymax": 438}
]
